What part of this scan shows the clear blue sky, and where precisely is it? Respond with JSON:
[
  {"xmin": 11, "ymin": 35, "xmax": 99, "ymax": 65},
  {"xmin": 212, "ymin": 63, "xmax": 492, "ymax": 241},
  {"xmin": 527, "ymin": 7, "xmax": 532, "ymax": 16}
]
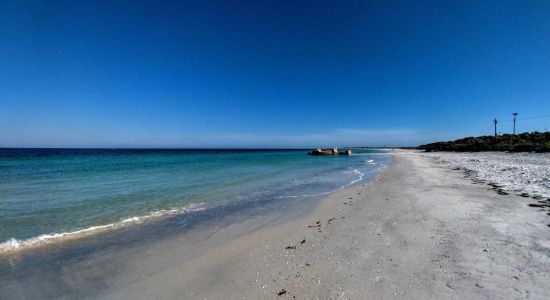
[{"xmin": 2, "ymin": 0, "xmax": 550, "ymax": 148}]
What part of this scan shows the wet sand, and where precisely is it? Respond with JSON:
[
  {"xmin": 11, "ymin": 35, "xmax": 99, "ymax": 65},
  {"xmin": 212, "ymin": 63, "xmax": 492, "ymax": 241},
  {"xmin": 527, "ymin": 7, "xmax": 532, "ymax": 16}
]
[{"xmin": 99, "ymin": 152, "xmax": 550, "ymax": 299}]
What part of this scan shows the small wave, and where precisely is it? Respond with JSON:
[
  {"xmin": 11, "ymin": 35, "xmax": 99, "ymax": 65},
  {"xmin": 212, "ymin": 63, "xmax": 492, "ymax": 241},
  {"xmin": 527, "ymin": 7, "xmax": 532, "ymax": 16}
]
[
  {"xmin": 0, "ymin": 203, "xmax": 207, "ymax": 256},
  {"xmin": 340, "ymin": 166, "xmax": 386, "ymax": 188},
  {"xmin": 273, "ymin": 190, "xmax": 335, "ymax": 199},
  {"xmin": 0, "ymin": 164, "xmax": 389, "ymax": 256},
  {"xmin": 274, "ymin": 165, "xmax": 387, "ymax": 199}
]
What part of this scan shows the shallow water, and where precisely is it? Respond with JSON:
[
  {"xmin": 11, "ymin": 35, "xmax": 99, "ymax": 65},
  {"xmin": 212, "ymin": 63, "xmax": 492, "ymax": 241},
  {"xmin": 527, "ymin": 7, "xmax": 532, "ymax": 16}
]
[
  {"xmin": 0, "ymin": 148, "xmax": 389, "ymax": 254},
  {"xmin": 0, "ymin": 148, "xmax": 390, "ymax": 299}
]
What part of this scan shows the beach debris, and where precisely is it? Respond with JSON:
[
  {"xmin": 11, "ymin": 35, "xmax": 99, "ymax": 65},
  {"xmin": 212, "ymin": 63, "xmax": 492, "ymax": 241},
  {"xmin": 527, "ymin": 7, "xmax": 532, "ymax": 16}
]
[
  {"xmin": 285, "ymin": 245, "xmax": 296, "ymax": 250},
  {"xmin": 305, "ymin": 262, "xmax": 310, "ymax": 266},
  {"xmin": 308, "ymin": 221, "xmax": 321, "ymax": 228},
  {"xmin": 277, "ymin": 289, "xmax": 287, "ymax": 296},
  {"xmin": 445, "ymin": 282, "xmax": 457, "ymax": 291},
  {"xmin": 328, "ymin": 217, "xmax": 336, "ymax": 224},
  {"xmin": 300, "ymin": 239, "xmax": 306, "ymax": 244},
  {"xmin": 496, "ymin": 189, "xmax": 509, "ymax": 195}
]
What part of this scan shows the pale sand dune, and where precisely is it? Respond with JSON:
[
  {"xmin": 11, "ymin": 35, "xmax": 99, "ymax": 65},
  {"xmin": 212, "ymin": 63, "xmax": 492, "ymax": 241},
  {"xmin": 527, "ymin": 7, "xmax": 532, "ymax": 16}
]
[{"xmin": 102, "ymin": 153, "xmax": 550, "ymax": 299}]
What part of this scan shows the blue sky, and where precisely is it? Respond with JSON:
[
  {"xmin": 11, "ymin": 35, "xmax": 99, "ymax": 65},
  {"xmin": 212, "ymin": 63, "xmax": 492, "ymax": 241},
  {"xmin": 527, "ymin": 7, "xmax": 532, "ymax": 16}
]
[{"xmin": 2, "ymin": 0, "xmax": 550, "ymax": 148}]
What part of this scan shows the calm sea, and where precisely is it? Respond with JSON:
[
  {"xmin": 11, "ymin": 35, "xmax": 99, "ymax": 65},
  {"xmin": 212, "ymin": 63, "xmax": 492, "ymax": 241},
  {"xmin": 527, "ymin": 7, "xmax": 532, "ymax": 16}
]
[{"xmin": 0, "ymin": 148, "xmax": 389, "ymax": 254}]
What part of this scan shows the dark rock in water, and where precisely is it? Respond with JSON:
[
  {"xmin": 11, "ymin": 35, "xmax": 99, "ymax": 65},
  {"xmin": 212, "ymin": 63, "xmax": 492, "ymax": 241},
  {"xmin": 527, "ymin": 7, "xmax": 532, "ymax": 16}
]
[
  {"xmin": 520, "ymin": 193, "xmax": 531, "ymax": 197},
  {"xmin": 308, "ymin": 148, "xmax": 352, "ymax": 156},
  {"xmin": 308, "ymin": 148, "xmax": 337, "ymax": 156},
  {"xmin": 339, "ymin": 150, "xmax": 352, "ymax": 155},
  {"xmin": 528, "ymin": 204, "xmax": 546, "ymax": 208}
]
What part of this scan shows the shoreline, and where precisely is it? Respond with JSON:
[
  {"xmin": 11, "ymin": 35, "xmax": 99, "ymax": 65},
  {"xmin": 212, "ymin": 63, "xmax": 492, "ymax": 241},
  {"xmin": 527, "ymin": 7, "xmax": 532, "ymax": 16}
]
[
  {"xmin": 0, "ymin": 148, "xmax": 390, "ymax": 259},
  {"xmin": 101, "ymin": 152, "xmax": 549, "ymax": 299},
  {"xmin": 3, "ymin": 152, "xmax": 550, "ymax": 299},
  {"xmin": 0, "ymin": 161, "xmax": 388, "ymax": 258}
]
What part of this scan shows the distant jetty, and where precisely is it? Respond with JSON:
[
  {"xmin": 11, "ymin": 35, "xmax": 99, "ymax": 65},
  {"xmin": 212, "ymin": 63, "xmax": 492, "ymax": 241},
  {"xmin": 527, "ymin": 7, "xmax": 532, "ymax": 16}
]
[{"xmin": 308, "ymin": 148, "xmax": 352, "ymax": 156}]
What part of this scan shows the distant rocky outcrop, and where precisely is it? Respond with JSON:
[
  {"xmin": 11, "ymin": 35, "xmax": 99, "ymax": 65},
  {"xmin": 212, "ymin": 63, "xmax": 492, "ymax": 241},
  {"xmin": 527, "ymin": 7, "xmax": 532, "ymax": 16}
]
[
  {"xmin": 308, "ymin": 148, "xmax": 352, "ymax": 156},
  {"xmin": 308, "ymin": 148, "xmax": 338, "ymax": 155}
]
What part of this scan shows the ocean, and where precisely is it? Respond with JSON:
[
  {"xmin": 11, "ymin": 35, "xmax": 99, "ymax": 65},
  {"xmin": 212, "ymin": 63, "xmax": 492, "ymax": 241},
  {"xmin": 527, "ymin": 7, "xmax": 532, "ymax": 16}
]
[{"xmin": 0, "ymin": 148, "xmax": 390, "ymax": 255}]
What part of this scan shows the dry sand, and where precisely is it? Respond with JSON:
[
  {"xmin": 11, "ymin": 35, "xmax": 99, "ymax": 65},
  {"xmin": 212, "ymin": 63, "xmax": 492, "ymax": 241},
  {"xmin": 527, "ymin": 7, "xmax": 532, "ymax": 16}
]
[{"xmin": 101, "ymin": 152, "xmax": 550, "ymax": 299}]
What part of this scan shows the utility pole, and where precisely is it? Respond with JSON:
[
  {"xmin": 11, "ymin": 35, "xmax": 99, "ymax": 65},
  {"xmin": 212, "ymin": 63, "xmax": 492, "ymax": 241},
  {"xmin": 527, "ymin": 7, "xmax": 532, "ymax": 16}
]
[
  {"xmin": 513, "ymin": 112, "xmax": 518, "ymax": 135},
  {"xmin": 493, "ymin": 118, "xmax": 498, "ymax": 137}
]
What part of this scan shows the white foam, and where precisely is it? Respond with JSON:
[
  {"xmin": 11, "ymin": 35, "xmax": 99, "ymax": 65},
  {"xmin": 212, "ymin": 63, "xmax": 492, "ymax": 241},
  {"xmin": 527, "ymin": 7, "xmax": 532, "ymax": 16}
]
[
  {"xmin": 0, "ymin": 203, "xmax": 207, "ymax": 256},
  {"xmin": 0, "ymin": 161, "xmax": 390, "ymax": 256},
  {"xmin": 274, "ymin": 165, "xmax": 387, "ymax": 199}
]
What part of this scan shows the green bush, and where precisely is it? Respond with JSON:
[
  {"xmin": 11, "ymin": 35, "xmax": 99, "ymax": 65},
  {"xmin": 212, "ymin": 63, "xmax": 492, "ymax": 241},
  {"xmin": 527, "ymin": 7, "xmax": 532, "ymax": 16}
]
[{"xmin": 418, "ymin": 131, "xmax": 550, "ymax": 152}]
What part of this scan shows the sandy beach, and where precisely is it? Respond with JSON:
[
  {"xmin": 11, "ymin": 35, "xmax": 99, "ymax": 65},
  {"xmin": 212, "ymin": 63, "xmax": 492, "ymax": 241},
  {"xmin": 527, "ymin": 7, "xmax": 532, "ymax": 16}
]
[
  {"xmin": 5, "ymin": 1, "xmax": 550, "ymax": 299},
  {"xmin": 96, "ymin": 152, "xmax": 550, "ymax": 299}
]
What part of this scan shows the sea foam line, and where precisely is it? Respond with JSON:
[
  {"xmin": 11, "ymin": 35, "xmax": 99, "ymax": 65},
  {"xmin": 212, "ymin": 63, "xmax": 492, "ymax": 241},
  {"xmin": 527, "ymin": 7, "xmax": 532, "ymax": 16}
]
[
  {"xmin": 0, "ymin": 203, "xmax": 207, "ymax": 256},
  {"xmin": 274, "ymin": 165, "xmax": 387, "ymax": 199},
  {"xmin": 0, "ymin": 164, "xmax": 388, "ymax": 256}
]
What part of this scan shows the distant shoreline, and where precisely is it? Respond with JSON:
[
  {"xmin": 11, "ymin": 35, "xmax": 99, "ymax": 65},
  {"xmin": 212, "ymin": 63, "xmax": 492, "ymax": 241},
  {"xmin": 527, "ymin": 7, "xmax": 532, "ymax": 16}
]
[{"xmin": 419, "ymin": 131, "xmax": 550, "ymax": 153}]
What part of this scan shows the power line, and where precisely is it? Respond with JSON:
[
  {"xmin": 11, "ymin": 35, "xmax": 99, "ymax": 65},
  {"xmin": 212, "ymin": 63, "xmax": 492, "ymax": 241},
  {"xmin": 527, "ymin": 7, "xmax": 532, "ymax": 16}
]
[
  {"xmin": 491, "ymin": 113, "xmax": 549, "ymax": 135},
  {"xmin": 498, "ymin": 114, "xmax": 550, "ymax": 123},
  {"xmin": 518, "ymin": 114, "xmax": 550, "ymax": 121}
]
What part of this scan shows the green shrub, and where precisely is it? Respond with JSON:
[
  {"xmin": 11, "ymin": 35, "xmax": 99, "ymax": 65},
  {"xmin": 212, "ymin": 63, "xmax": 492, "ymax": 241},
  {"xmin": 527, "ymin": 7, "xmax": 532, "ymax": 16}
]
[{"xmin": 418, "ymin": 131, "xmax": 550, "ymax": 152}]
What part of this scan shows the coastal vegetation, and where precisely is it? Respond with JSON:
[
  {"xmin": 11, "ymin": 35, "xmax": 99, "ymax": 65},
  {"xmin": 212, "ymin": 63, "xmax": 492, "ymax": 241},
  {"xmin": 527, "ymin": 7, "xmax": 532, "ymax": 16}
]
[{"xmin": 419, "ymin": 131, "xmax": 550, "ymax": 152}]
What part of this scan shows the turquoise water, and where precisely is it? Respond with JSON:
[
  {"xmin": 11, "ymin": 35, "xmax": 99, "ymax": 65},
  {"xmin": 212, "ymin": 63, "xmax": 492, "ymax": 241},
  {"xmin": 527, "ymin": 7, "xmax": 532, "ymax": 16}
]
[{"xmin": 0, "ymin": 148, "xmax": 389, "ymax": 253}]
